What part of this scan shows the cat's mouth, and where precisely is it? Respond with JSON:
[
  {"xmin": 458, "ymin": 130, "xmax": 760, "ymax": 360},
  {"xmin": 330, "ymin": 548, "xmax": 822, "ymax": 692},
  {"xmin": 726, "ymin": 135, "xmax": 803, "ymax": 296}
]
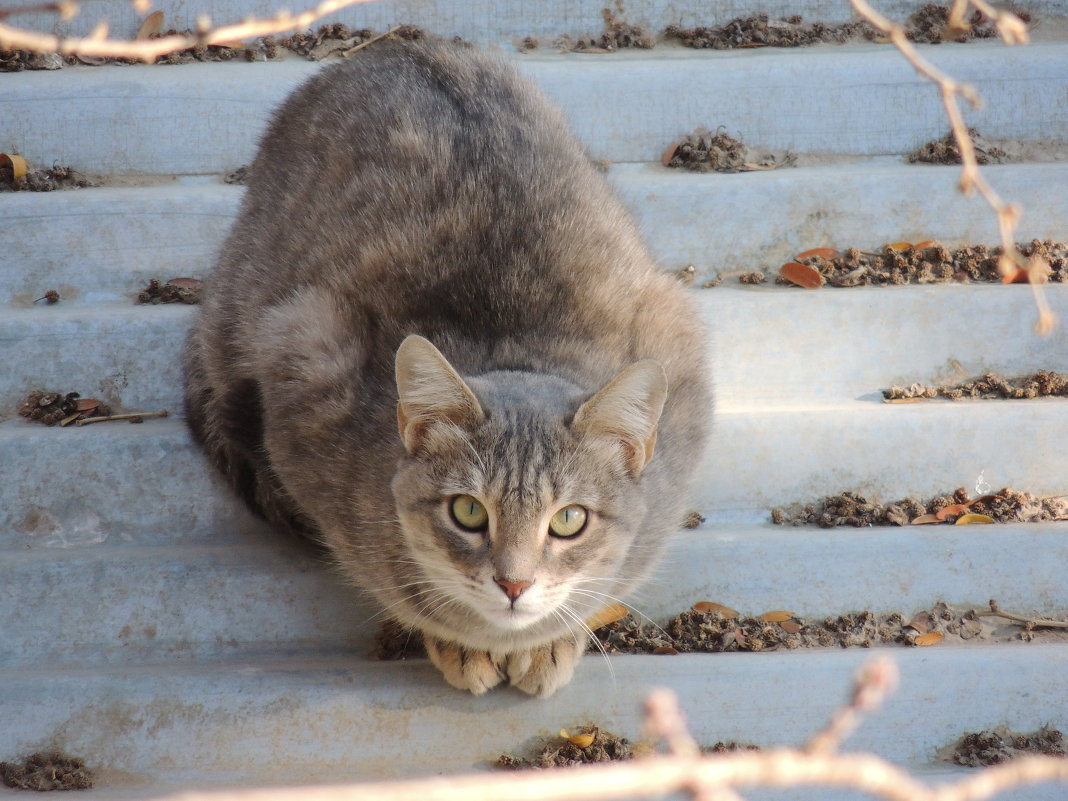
[{"xmin": 484, "ymin": 603, "xmax": 548, "ymax": 631}]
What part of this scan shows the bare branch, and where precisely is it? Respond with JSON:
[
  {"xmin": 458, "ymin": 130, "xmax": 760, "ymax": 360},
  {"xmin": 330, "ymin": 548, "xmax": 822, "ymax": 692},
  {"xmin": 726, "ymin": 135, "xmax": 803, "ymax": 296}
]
[
  {"xmin": 0, "ymin": 0, "xmax": 378, "ymax": 61},
  {"xmin": 849, "ymin": 0, "xmax": 1055, "ymax": 333},
  {"xmin": 806, "ymin": 656, "xmax": 899, "ymax": 754}
]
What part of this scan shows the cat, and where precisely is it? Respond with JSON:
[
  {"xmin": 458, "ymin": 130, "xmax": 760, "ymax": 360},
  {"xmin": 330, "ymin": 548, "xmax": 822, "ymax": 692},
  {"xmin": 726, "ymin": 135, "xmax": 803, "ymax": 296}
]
[{"xmin": 183, "ymin": 38, "xmax": 710, "ymax": 697}]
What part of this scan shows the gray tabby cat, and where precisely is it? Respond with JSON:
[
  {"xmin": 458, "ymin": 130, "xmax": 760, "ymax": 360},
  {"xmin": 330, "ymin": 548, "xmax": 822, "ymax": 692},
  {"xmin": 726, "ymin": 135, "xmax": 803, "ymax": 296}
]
[{"xmin": 184, "ymin": 39, "xmax": 710, "ymax": 696}]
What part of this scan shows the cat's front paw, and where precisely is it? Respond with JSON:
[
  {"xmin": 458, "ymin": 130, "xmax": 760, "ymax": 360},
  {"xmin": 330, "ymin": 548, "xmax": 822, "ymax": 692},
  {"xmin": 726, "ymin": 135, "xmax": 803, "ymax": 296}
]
[
  {"xmin": 506, "ymin": 637, "xmax": 587, "ymax": 698},
  {"xmin": 424, "ymin": 635, "xmax": 507, "ymax": 695}
]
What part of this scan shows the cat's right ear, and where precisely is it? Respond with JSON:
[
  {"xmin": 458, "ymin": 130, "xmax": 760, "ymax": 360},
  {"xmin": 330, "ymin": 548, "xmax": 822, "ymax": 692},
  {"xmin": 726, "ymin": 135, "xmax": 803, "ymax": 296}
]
[{"xmin": 395, "ymin": 335, "xmax": 485, "ymax": 454}]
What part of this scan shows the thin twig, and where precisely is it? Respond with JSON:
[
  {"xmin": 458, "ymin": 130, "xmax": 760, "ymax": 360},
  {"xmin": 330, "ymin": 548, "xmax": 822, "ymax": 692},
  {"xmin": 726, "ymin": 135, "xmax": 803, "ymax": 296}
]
[
  {"xmin": 74, "ymin": 410, "xmax": 169, "ymax": 425},
  {"xmin": 0, "ymin": 0, "xmax": 377, "ymax": 61},
  {"xmin": 849, "ymin": 0, "xmax": 1055, "ymax": 334},
  {"xmin": 976, "ymin": 599, "xmax": 1068, "ymax": 630},
  {"xmin": 806, "ymin": 657, "xmax": 899, "ymax": 754},
  {"xmin": 340, "ymin": 23, "xmax": 401, "ymax": 56},
  {"xmin": 152, "ymin": 750, "xmax": 1068, "ymax": 801}
]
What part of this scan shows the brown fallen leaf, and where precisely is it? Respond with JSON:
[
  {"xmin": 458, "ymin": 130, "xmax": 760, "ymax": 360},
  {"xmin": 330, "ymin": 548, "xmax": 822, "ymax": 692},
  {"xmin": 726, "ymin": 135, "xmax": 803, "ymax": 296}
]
[
  {"xmin": 911, "ymin": 513, "xmax": 943, "ymax": 525},
  {"xmin": 955, "ymin": 513, "xmax": 995, "ymax": 525},
  {"xmin": 968, "ymin": 494, "xmax": 1002, "ymax": 508},
  {"xmin": 661, "ymin": 141, "xmax": 684, "ymax": 167},
  {"xmin": 0, "ymin": 153, "xmax": 29, "ymax": 183},
  {"xmin": 796, "ymin": 248, "xmax": 839, "ymax": 261},
  {"xmin": 935, "ymin": 503, "xmax": 971, "ymax": 521},
  {"xmin": 778, "ymin": 620, "xmax": 803, "ymax": 634},
  {"xmin": 760, "ymin": 610, "xmax": 795, "ymax": 623},
  {"xmin": 166, "ymin": 277, "xmax": 204, "ymax": 291},
  {"xmin": 914, "ymin": 632, "xmax": 944, "ymax": 646},
  {"xmin": 1002, "ymin": 267, "xmax": 1030, "ymax": 284},
  {"xmin": 692, "ymin": 601, "xmax": 738, "ymax": 619},
  {"xmin": 587, "ymin": 603, "xmax": 629, "ymax": 630},
  {"xmin": 560, "ymin": 729, "xmax": 596, "ymax": 748},
  {"xmin": 76, "ymin": 398, "xmax": 103, "ymax": 412},
  {"xmin": 135, "ymin": 10, "xmax": 164, "ymax": 40},
  {"xmin": 779, "ymin": 261, "xmax": 825, "ymax": 289},
  {"xmin": 913, "ymin": 240, "xmax": 937, "ymax": 250},
  {"xmin": 907, "ymin": 611, "xmax": 932, "ymax": 634},
  {"xmin": 885, "ymin": 241, "xmax": 913, "ymax": 253},
  {"xmin": 652, "ymin": 645, "xmax": 679, "ymax": 655}
]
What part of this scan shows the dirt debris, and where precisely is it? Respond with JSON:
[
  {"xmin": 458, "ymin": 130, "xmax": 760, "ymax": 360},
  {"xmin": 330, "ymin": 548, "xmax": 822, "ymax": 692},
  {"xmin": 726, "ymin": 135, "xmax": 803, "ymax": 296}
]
[
  {"xmin": 555, "ymin": 6, "xmax": 654, "ymax": 52},
  {"xmin": 0, "ymin": 49, "xmax": 67, "ymax": 71},
  {"xmin": 948, "ymin": 727, "xmax": 1064, "ymax": 767},
  {"xmin": 738, "ymin": 271, "xmax": 768, "ymax": 284},
  {"xmin": 137, "ymin": 277, "xmax": 203, "ymax": 305},
  {"xmin": 885, "ymin": 371, "xmax": 1068, "ymax": 401},
  {"xmin": 497, "ymin": 726, "xmax": 634, "ymax": 769},
  {"xmin": 665, "ymin": 14, "xmax": 872, "ymax": 49},
  {"xmin": 224, "ymin": 166, "xmax": 249, "ymax": 185},
  {"xmin": 771, "ymin": 240, "xmax": 1067, "ymax": 287},
  {"xmin": 908, "ymin": 129, "xmax": 1007, "ymax": 165},
  {"xmin": 0, "ymin": 163, "xmax": 95, "ymax": 192},
  {"xmin": 35, "ymin": 290, "xmax": 60, "ymax": 305},
  {"xmin": 663, "ymin": 6, "xmax": 1015, "ymax": 49},
  {"xmin": 772, "ymin": 488, "xmax": 1068, "ymax": 528},
  {"xmin": 18, "ymin": 391, "xmax": 112, "ymax": 427},
  {"xmin": 906, "ymin": 3, "xmax": 1007, "ymax": 44},
  {"xmin": 1, "ymin": 752, "xmax": 93, "ymax": 791},
  {"xmin": 662, "ymin": 128, "xmax": 795, "ymax": 174},
  {"xmin": 597, "ymin": 599, "xmax": 1068, "ymax": 655}
]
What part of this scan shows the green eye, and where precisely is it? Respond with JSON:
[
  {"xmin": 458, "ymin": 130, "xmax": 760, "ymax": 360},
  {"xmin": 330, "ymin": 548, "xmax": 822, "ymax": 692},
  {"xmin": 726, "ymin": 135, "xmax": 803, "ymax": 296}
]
[
  {"xmin": 450, "ymin": 495, "xmax": 489, "ymax": 531},
  {"xmin": 549, "ymin": 505, "xmax": 588, "ymax": 538}
]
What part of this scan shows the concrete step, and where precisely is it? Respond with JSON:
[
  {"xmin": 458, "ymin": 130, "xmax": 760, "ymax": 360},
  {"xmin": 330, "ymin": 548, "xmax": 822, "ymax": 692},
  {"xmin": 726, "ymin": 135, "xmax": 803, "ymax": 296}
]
[
  {"xmin": 3, "ymin": 396, "xmax": 1066, "ymax": 541},
  {"xmin": 4, "ymin": 517, "xmax": 1065, "ymax": 669},
  {"xmin": 6, "ymin": 162, "xmax": 1068, "ymax": 303},
  {"xmin": 18, "ymin": 0, "xmax": 1068, "ymax": 44},
  {"xmin": 5, "ymin": 285, "xmax": 1067, "ymax": 415},
  {"xmin": 2, "ymin": 646, "xmax": 1065, "ymax": 794},
  {"xmin": 4, "ymin": 42, "xmax": 1067, "ymax": 172}
]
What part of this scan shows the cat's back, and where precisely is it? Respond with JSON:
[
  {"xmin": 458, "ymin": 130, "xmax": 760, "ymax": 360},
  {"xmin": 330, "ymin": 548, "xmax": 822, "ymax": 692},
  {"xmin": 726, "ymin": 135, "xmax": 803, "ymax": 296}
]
[{"xmin": 217, "ymin": 39, "xmax": 660, "ymax": 342}]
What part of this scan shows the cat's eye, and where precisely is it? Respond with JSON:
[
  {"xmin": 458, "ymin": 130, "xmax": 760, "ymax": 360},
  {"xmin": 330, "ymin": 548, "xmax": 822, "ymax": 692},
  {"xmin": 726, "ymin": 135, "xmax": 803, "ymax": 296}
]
[
  {"xmin": 450, "ymin": 495, "xmax": 489, "ymax": 531},
  {"xmin": 549, "ymin": 505, "xmax": 588, "ymax": 538}
]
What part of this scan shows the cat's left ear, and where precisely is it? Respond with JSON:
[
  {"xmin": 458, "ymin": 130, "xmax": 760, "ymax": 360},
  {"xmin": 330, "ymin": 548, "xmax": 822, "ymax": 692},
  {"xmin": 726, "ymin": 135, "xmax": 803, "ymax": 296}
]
[
  {"xmin": 571, "ymin": 360, "xmax": 668, "ymax": 476},
  {"xmin": 395, "ymin": 335, "xmax": 485, "ymax": 454}
]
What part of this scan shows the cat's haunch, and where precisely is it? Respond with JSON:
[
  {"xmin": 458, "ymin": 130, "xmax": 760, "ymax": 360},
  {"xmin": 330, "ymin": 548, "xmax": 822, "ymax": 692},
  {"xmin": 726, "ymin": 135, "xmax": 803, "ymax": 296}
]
[{"xmin": 184, "ymin": 39, "xmax": 710, "ymax": 696}]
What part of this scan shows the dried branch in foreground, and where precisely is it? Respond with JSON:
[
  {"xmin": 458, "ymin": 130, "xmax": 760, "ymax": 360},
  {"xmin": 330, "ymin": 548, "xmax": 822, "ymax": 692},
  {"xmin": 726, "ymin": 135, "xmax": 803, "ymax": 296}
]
[
  {"xmin": 150, "ymin": 657, "xmax": 1068, "ymax": 801},
  {"xmin": 848, "ymin": 0, "xmax": 1055, "ymax": 333},
  {"xmin": 0, "ymin": 0, "xmax": 376, "ymax": 61}
]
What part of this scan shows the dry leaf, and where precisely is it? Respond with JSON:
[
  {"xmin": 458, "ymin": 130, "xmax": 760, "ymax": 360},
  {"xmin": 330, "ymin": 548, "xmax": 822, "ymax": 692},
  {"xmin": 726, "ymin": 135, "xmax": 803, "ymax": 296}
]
[
  {"xmin": 136, "ymin": 10, "xmax": 164, "ymax": 40},
  {"xmin": 886, "ymin": 241, "xmax": 913, "ymax": 253},
  {"xmin": 911, "ymin": 513, "xmax": 943, "ymax": 525},
  {"xmin": 760, "ymin": 610, "xmax": 795, "ymax": 623},
  {"xmin": 76, "ymin": 398, "xmax": 102, "ymax": 412},
  {"xmin": 913, "ymin": 240, "xmax": 937, "ymax": 250},
  {"xmin": 955, "ymin": 513, "xmax": 995, "ymax": 525},
  {"xmin": 796, "ymin": 248, "xmax": 839, "ymax": 261},
  {"xmin": 652, "ymin": 645, "xmax": 679, "ymax": 655},
  {"xmin": 166, "ymin": 277, "xmax": 204, "ymax": 290},
  {"xmin": 907, "ymin": 612, "xmax": 931, "ymax": 634},
  {"xmin": 969, "ymin": 494, "xmax": 1001, "ymax": 507},
  {"xmin": 778, "ymin": 620, "xmax": 803, "ymax": 634},
  {"xmin": 586, "ymin": 603, "xmax": 628, "ymax": 630},
  {"xmin": 661, "ymin": 141, "xmax": 684, "ymax": 167},
  {"xmin": 1002, "ymin": 268, "xmax": 1030, "ymax": 284},
  {"xmin": 59, "ymin": 412, "xmax": 81, "ymax": 427},
  {"xmin": 914, "ymin": 632, "xmax": 944, "ymax": 646},
  {"xmin": 692, "ymin": 601, "xmax": 738, "ymax": 619},
  {"xmin": 0, "ymin": 153, "xmax": 28, "ymax": 182},
  {"xmin": 560, "ymin": 729, "xmax": 596, "ymax": 748},
  {"xmin": 935, "ymin": 503, "xmax": 971, "ymax": 521},
  {"xmin": 779, "ymin": 261, "xmax": 825, "ymax": 289},
  {"xmin": 884, "ymin": 397, "xmax": 926, "ymax": 404}
]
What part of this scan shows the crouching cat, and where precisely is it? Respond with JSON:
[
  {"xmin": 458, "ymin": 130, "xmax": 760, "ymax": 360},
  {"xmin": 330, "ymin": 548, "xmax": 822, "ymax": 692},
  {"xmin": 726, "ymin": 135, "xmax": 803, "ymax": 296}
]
[{"xmin": 183, "ymin": 39, "xmax": 710, "ymax": 696}]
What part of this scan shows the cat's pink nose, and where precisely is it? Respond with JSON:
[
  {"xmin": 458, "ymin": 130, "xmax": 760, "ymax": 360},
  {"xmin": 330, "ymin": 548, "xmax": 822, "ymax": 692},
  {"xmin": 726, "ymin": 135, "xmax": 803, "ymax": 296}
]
[{"xmin": 494, "ymin": 578, "xmax": 532, "ymax": 601}]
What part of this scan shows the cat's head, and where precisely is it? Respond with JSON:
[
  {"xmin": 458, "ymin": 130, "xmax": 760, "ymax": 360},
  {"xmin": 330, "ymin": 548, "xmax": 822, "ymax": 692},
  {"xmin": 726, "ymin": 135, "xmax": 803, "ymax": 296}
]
[{"xmin": 389, "ymin": 335, "xmax": 667, "ymax": 648}]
